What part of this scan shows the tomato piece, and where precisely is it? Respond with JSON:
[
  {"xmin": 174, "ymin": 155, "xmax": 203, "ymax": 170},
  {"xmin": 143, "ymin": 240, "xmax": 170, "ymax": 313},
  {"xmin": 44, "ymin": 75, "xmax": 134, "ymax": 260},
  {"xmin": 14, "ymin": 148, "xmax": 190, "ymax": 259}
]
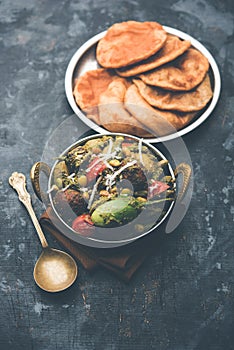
[
  {"xmin": 86, "ymin": 157, "xmax": 107, "ymax": 182},
  {"xmin": 72, "ymin": 214, "xmax": 95, "ymax": 236},
  {"xmin": 148, "ymin": 180, "xmax": 169, "ymax": 199}
]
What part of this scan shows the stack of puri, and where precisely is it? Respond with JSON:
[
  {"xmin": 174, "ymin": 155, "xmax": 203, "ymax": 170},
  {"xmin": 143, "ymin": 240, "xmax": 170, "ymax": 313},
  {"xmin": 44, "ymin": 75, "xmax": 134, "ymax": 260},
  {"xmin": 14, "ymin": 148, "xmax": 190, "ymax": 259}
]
[{"xmin": 73, "ymin": 21, "xmax": 213, "ymax": 138}]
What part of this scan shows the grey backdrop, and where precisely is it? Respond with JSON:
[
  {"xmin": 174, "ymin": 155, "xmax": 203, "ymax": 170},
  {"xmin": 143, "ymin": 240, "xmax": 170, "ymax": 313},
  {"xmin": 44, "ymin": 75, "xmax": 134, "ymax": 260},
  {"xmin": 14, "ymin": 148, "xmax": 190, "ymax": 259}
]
[{"xmin": 0, "ymin": 0, "xmax": 233, "ymax": 349}]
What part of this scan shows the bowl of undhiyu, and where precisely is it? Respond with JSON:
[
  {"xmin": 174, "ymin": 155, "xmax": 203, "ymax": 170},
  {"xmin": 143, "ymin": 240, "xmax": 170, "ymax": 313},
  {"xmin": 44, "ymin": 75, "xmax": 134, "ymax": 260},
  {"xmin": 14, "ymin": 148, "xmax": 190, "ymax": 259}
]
[{"xmin": 31, "ymin": 133, "xmax": 191, "ymax": 247}]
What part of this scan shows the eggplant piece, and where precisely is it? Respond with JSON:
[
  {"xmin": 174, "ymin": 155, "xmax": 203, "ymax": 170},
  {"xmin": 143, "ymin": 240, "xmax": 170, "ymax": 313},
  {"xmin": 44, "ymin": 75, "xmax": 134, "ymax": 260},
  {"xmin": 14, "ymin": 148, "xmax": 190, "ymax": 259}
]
[
  {"xmin": 91, "ymin": 195, "xmax": 174, "ymax": 228},
  {"xmin": 91, "ymin": 196, "xmax": 139, "ymax": 227}
]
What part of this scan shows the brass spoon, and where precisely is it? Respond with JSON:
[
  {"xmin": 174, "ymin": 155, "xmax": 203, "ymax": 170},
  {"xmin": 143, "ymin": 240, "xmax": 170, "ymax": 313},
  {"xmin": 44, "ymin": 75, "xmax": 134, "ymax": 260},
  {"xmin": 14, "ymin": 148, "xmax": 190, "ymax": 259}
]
[{"xmin": 9, "ymin": 172, "xmax": 78, "ymax": 292}]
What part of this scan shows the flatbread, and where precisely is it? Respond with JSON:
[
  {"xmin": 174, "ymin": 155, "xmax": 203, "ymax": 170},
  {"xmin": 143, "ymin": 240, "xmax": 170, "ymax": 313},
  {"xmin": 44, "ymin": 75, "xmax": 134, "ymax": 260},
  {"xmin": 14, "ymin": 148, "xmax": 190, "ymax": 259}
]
[
  {"xmin": 133, "ymin": 74, "xmax": 213, "ymax": 112},
  {"xmin": 98, "ymin": 80, "xmax": 153, "ymax": 137},
  {"xmin": 139, "ymin": 48, "xmax": 210, "ymax": 91},
  {"xmin": 116, "ymin": 35, "xmax": 191, "ymax": 77},
  {"xmin": 124, "ymin": 85, "xmax": 196, "ymax": 136},
  {"xmin": 96, "ymin": 21, "xmax": 167, "ymax": 68},
  {"xmin": 73, "ymin": 68, "xmax": 127, "ymax": 124},
  {"xmin": 73, "ymin": 68, "xmax": 117, "ymax": 110}
]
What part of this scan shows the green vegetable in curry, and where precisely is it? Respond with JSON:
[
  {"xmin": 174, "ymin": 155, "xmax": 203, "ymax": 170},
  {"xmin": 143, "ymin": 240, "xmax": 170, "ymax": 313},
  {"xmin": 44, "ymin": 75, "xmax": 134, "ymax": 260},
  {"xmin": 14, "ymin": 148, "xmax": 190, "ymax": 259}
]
[
  {"xmin": 91, "ymin": 195, "xmax": 174, "ymax": 227},
  {"xmin": 50, "ymin": 135, "xmax": 175, "ymax": 235},
  {"xmin": 91, "ymin": 196, "xmax": 138, "ymax": 227}
]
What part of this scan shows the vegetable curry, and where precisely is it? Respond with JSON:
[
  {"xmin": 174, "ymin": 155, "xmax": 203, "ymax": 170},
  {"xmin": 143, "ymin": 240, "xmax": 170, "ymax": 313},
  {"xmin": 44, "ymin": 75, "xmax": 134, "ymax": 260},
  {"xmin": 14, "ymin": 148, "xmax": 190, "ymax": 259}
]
[{"xmin": 50, "ymin": 135, "xmax": 175, "ymax": 237}]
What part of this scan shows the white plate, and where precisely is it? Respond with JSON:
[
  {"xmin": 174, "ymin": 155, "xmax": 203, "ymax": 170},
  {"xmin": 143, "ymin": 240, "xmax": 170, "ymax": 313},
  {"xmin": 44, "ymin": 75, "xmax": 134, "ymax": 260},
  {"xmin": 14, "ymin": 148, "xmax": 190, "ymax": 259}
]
[{"xmin": 65, "ymin": 26, "xmax": 221, "ymax": 143}]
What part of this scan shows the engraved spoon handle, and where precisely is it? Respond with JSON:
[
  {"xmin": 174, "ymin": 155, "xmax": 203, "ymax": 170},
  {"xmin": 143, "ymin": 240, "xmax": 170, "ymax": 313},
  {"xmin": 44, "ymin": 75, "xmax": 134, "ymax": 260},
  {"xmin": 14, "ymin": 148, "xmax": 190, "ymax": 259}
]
[{"xmin": 9, "ymin": 172, "xmax": 48, "ymax": 248}]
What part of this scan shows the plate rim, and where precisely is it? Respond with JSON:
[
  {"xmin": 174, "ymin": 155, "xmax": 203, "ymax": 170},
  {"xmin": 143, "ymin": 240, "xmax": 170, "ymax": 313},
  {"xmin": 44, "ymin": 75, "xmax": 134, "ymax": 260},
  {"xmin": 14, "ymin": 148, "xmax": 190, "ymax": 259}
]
[{"xmin": 65, "ymin": 25, "xmax": 221, "ymax": 143}]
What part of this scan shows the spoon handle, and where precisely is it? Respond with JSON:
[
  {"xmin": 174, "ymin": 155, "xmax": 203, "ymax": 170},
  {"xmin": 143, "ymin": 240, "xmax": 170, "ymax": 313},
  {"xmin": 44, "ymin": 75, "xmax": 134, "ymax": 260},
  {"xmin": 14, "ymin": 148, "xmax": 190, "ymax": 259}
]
[{"xmin": 9, "ymin": 172, "xmax": 48, "ymax": 249}]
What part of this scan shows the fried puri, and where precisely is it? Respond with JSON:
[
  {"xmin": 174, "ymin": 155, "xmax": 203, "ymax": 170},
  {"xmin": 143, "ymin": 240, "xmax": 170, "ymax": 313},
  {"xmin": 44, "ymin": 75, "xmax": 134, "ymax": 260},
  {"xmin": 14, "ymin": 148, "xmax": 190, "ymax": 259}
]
[
  {"xmin": 73, "ymin": 68, "xmax": 117, "ymax": 110},
  {"xmin": 73, "ymin": 69, "xmax": 128, "ymax": 123},
  {"xmin": 133, "ymin": 74, "xmax": 213, "ymax": 112},
  {"xmin": 98, "ymin": 79, "xmax": 153, "ymax": 137},
  {"xmin": 139, "ymin": 48, "xmax": 209, "ymax": 91},
  {"xmin": 72, "ymin": 21, "xmax": 212, "ymax": 137},
  {"xmin": 96, "ymin": 21, "xmax": 167, "ymax": 68},
  {"xmin": 125, "ymin": 85, "xmax": 196, "ymax": 136},
  {"xmin": 116, "ymin": 35, "xmax": 191, "ymax": 77}
]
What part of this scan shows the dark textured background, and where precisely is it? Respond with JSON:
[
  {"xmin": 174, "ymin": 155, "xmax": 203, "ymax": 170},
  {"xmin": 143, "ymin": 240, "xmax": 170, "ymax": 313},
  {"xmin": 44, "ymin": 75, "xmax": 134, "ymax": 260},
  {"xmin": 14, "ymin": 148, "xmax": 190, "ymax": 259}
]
[{"xmin": 0, "ymin": 0, "xmax": 234, "ymax": 349}]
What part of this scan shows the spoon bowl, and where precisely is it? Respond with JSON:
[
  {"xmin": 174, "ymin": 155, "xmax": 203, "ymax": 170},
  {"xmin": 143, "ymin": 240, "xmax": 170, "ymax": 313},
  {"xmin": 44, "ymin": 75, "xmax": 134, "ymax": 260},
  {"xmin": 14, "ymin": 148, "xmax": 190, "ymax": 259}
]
[{"xmin": 34, "ymin": 248, "xmax": 78, "ymax": 292}]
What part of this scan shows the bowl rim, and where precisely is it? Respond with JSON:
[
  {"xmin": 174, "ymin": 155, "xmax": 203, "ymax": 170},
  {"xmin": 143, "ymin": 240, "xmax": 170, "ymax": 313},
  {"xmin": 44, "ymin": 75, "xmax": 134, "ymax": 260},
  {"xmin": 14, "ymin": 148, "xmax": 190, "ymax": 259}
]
[{"xmin": 48, "ymin": 132, "xmax": 176, "ymax": 246}]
